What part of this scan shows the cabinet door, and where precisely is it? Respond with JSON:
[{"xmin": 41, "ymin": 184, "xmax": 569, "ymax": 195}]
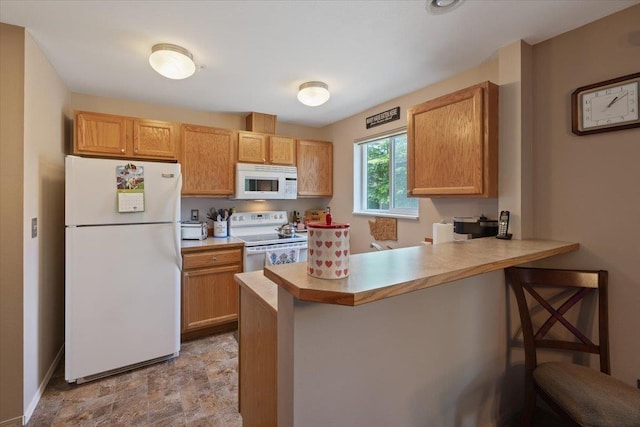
[
  {"xmin": 180, "ymin": 124, "xmax": 236, "ymax": 196},
  {"xmin": 245, "ymin": 112, "xmax": 276, "ymax": 134},
  {"xmin": 182, "ymin": 263, "xmax": 241, "ymax": 333},
  {"xmin": 296, "ymin": 140, "xmax": 333, "ymax": 197},
  {"xmin": 269, "ymin": 135, "xmax": 296, "ymax": 165},
  {"xmin": 133, "ymin": 119, "xmax": 177, "ymax": 160},
  {"xmin": 407, "ymin": 81, "xmax": 498, "ymax": 197},
  {"xmin": 238, "ymin": 131, "xmax": 267, "ymax": 163},
  {"xmin": 74, "ymin": 111, "xmax": 129, "ymax": 157}
]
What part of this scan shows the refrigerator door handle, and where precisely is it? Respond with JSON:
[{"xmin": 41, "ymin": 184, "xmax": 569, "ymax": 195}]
[{"xmin": 174, "ymin": 172, "xmax": 183, "ymax": 270}]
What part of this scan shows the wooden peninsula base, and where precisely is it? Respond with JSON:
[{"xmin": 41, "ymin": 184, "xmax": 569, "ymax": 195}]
[{"xmin": 237, "ymin": 272, "xmax": 278, "ymax": 427}]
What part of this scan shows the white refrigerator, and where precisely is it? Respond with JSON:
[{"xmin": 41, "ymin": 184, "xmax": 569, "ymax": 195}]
[{"xmin": 65, "ymin": 155, "xmax": 182, "ymax": 383}]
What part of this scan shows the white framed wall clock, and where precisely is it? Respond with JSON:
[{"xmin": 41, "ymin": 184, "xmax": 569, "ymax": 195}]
[{"xmin": 571, "ymin": 72, "xmax": 640, "ymax": 136}]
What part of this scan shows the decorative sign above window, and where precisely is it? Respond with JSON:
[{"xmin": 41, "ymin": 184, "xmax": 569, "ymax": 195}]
[{"xmin": 366, "ymin": 106, "xmax": 401, "ymax": 129}]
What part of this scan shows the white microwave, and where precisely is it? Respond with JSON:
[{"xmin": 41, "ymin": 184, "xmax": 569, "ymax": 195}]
[{"xmin": 235, "ymin": 163, "xmax": 297, "ymax": 200}]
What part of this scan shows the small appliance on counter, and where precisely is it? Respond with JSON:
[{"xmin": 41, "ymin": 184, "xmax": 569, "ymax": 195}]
[
  {"xmin": 181, "ymin": 221, "xmax": 208, "ymax": 240},
  {"xmin": 453, "ymin": 216, "xmax": 498, "ymax": 239}
]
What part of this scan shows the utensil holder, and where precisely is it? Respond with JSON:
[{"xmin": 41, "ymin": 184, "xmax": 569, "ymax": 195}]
[{"xmin": 213, "ymin": 221, "xmax": 227, "ymax": 237}]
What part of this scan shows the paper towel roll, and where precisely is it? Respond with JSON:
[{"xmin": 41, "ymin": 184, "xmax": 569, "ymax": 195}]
[{"xmin": 433, "ymin": 222, "xmax": 454, "ymax": 244}]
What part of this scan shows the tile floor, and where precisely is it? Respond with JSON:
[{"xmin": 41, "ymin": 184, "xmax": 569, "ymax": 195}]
[{"xmin": 26, "ymin": 332, "xmax": 242, "ymax": 427}]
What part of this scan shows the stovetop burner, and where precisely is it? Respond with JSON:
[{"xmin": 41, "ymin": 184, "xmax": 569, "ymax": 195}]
[{"xmin": 229, "ymin": 210, "xmax": 308, "ymax": 246}]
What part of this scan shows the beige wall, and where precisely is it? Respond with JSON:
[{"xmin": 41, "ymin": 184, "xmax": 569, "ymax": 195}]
[
  {"xmin": 530, "ymin": 4, "xmax": 640, "ymax": 386},
  {"xmin": 0, "ymin": 23, "xmax": 69, "ymax": 426},
  {"xmin": 0, "ymin": 23, "xmax": 25, "ymax": 426},
  {"xmin": 22, "ymin": 31, "xmax": 69, "ymax": 418},
  {"xmin": 326, "ymin": 61, "xmax": 500, "ymax": 254}
]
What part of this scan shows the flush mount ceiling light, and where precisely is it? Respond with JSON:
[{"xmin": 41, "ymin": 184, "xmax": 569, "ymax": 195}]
[
  {"xmin": 149, "ymin": 43, "xmax": 196, "ymax": 80},
  {"xmin": 297, "ymin": 81, "xmax": 330, "ymax": 107},
  {"xmin": 426, "ymin": 0, "xmax": 464, "ymax": 14}
]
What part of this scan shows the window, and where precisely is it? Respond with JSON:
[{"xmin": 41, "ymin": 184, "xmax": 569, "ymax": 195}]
[{"xmin": 354, "ymin": 129, "xmax": 418, "ymax": 218}]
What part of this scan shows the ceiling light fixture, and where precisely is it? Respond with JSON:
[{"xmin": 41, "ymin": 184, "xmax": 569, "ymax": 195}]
[
  {"xmin": 297, "ymin": 81, "xmax": 330, "ymax": 107},
  {"xmin": 149, "ymin": 43, "xmax": 196, "ymax": 80},
  {"xmin": 427, "ymin": 0, "xmax": 464, "ymax": 14}
]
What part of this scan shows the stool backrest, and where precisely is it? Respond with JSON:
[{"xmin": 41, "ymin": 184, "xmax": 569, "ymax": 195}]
[{"xmin": 505, "ymin": 267, "xmax": 609, "ymax": 375}]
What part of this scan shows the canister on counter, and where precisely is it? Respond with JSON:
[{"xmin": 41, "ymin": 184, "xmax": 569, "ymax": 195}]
[{"xmin": 307, "ymin": 216, "xmax": 350, "ymax": 279}]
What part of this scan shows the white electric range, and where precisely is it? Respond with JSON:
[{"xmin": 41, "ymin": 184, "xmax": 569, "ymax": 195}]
[{"xmin": 229, "ymin": 211, "xmax": 308, "ymax": 272}]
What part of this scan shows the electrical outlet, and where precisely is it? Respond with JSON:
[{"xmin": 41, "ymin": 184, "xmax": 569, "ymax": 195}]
[
  {"xmin": 191, "ymin": 209, "xmax": 199, "ymax": 221},
  {"xmin": 31, "ymin": 217, "xmax": 38, "ymax": 238}
]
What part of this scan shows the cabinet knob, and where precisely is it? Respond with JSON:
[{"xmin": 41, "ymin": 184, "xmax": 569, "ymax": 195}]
[
  {"xmin": 120, "ymin": 148, "xmax": 125, "ymax": 153},
  {"xmin": 134, "ymin": 148, "xmax": 138, "ymax": 154},
  {"xmin": 212, "ymin": 256, "xmax": 217, "ymax": 261}
]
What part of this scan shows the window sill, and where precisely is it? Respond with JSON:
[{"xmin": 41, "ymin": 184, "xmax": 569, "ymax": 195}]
[{"xmin": 352, "ymin": 211, "xmax": 419, "ymax": 221}]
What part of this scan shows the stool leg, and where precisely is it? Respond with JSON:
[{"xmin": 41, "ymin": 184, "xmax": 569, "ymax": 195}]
[{"xmin": 522, "ymin": 377, "xmax": 536, "ymax": 427}]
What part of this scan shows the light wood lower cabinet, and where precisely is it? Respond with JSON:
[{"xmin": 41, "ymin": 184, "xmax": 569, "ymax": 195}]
[{"xmin": 181, "ymin": 247, "xmax": 242, "ymax": 340}]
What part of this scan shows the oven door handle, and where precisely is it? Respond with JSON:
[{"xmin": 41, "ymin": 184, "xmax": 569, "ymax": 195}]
[{"xmin": 245, "ymin": 243, "xmax": 308, "ymax": 254}]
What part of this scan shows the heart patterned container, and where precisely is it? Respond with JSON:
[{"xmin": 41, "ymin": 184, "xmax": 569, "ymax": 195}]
[{"xmin": 307, "ymin": 219, "xmax": 350, "ymax": 279}]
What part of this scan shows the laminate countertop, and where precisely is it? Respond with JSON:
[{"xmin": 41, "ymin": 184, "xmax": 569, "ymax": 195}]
[
  {"xmin": 263, "ymin": 238, "xmax": 579, "ymax": 306},
  {"xmin": 235, "ymin": 271, "xmax": 278, "ymax": 313},
  {"xmin": 181, "ymin": 236, "xmax": 245, "ymax": 253}
]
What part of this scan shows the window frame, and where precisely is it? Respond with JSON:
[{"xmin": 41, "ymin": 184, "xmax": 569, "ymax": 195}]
[{"xmin": 353, "ymin": 127, "xmax": 418, "ymax": 220}]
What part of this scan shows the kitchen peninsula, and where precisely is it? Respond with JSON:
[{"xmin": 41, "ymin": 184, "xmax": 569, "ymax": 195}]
[{"xmin": 236, "ymin": 238, "xmax": 578, "ymax": 427}]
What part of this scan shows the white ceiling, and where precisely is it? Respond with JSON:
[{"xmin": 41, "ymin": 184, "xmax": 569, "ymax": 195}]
[{"xmin": 1, "ymin": 0, "xmax": 638, "ymax": 127}]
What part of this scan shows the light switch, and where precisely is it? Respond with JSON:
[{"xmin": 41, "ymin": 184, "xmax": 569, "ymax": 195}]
[{"xmin": 31, "ymin": 217, "xmax": 38, "ymax": 238}]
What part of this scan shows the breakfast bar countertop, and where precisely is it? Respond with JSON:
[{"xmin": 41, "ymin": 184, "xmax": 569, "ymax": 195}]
[{"xmin": 263, "ymin": 238, "xmax": 579, "ymax": 306}]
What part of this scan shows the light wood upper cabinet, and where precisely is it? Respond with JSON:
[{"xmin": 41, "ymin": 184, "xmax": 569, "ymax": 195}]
[
  {"xmin": 407, "ymin": 81, "xmax": 498, "ymax": 198},
  {"xmin": 180, "ymin": 124, "xmax": 236, "ymax": 196},
  {"xmin": 133, "ymin": 119, "xmax": 178, "ymax": 160},
  {"xmin": 74, "ymin": 111, "xmax": 177, "ymax": 160},
  {"xmin": 245, "ymin": 112, "xmax": 276, "ymax": 134},
  {"xmin": 269, "ymin": 135, "xmax": 295, "ymax": 165},
  {"xmin": 238, "ymin": 131, "xmax": 296, "ymax": 166},
  {"xmin": 74, "ymin": 111, "xmax": 129, "ymax": 156},
  {"xmin": 296, "ymin": 139, "xmax": 333, "ymax": 197},
  {"xmin": 238, "ymin": 131, "xmax": 267, "ymax": 163}
]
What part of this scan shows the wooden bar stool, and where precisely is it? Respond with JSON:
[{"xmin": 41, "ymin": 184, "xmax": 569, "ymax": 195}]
[{"xmin": 505, "ymin": 267, "xmax": 640, "ymax": 427}]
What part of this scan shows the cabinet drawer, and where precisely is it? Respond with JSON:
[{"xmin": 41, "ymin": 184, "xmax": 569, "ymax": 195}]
[{"xmin": 183, "ymin": 248, "xmax": 242, "ymax": 269}]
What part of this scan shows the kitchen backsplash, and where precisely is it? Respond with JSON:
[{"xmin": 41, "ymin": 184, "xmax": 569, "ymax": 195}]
[{"xmin": 181, "ymin": 197, "xmax": 330, "ymax": 224}]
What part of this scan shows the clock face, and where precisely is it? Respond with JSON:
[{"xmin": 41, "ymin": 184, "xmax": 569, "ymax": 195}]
[{"xmin": 581, "ymin": 81, "xmax": 638, "ymax": 129}]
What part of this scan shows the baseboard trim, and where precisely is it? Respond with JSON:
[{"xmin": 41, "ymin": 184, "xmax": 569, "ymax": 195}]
[
  {"xmin": 23, "ymin": 344, "xmax": 64, "ymax": 425},
  {"xmin": 0, "ymin": 416, "xmax": 23, "ymax": 427}
]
